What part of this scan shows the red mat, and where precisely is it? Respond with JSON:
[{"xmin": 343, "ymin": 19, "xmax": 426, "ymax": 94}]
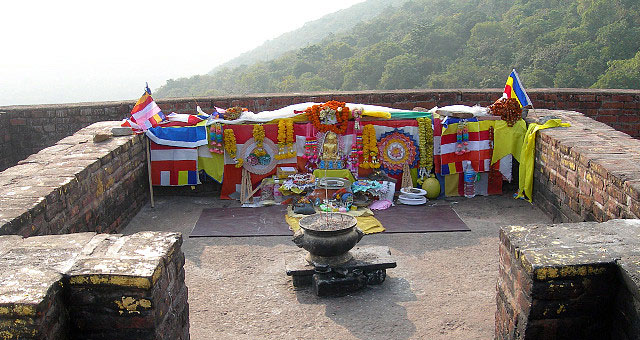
[
  {"xmin": 190, "ymin": 204, "xmax": 468, "ymax": 237},
  {"xmin": 372, "ymin": 204, "xmax": 469, "ymax": 233}
]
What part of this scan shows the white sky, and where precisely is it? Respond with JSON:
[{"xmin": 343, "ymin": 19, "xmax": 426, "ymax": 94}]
[{"xmin": 0, "ymin": 0, "xmax": 365, "ymax": 106}]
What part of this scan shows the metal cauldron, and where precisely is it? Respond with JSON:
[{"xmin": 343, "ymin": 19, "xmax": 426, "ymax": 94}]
[{"xmin": 293, "ymin": 213, "xmax": 364, "ymax": 266}]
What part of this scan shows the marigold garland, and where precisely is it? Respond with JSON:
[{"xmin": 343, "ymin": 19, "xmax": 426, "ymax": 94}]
[
  {"xmin": 276, "ymin": 119, "xmax": 296, "ymax": 159},
  {"xmin": 489, "ymin": 97, "xmax": 522, "ymax": 127},
  {"xmin": 224, "ymin": 106, "xmax": 248, "ymax": 121},
  {"xmin": 252, "ymin": 124, "xmax": 267, "ymax": 157},
  {"xmin": 223, "ymin": 128, "xmax": 243, "ymax": 168},
  {"xmin": 360, "ymin": 124, "xmax": 380, "ymax": 169},
  {"xmin": 417, "ymin": 117, "xmax": 433, "ymax": 179},
  {"xmin": 304, "ymin": 101, "xmax": 350, "ymax": 135}
]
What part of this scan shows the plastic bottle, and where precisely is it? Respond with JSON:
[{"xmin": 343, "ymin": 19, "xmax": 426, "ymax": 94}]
[{"xmin": 463, "ymin": 165, "xmax": 476, "ymax": 198}]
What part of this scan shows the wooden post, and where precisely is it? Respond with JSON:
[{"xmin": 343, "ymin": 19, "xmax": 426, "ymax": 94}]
[
  {"xmin": 146, "ymin": 136, "xmax": 155, "ymax": 208},
  {"xmin": 401, "ymin": 163, "xmax": 412, "ymax": 189},
  {"xmin": 240, "ymin": 168, "xmax": 252, "ymax": 204}
]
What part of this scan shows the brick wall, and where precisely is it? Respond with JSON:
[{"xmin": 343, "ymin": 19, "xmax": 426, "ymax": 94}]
[
  {"xmin": 496, "ymin": 220, "xmax": 640, "ymax": 340},
  {"xmin": 528, "ymin": 109, "xmax": 640, "ymax": 223},
  {"xmin": 1, "ymin": 89, "xmax": 639, "ymax": 171},
  {"xmin": 0, "ymin": 121, "xmax": 148, "ymax": 236},
  {"xmin": 0, "ymin": 112, "xmax": 17, "ymax": 170},
  {"xmin": 0, "ymin": 231, "xmax": 188, "ymax": 340}
]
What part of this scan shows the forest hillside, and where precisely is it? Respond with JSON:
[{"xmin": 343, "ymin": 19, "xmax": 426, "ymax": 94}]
[{"xmin": 156, "ymin": 0, "xmax": 640, "ymax": 98}]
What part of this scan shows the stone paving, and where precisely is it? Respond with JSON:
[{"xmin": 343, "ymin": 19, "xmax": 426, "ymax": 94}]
[{"xmin": 122, "ymin": 193, "xmax": 552, "ymax": 340}]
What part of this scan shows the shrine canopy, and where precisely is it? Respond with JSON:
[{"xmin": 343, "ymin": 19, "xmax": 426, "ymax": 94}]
[{"xmin": 203, "ymin": 102, "xmax": 434, "ymax": 125}]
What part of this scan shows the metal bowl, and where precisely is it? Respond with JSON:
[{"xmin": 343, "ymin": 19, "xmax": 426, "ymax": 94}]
[{"xmin": 293, "ymin": 213, "xmax": 363, "ymax": 266}]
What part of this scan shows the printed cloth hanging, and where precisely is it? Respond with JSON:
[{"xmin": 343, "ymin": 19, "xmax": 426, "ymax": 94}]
[
  {"xmin": 150, "ymin": 141, "xmax": 201, "ymax": 186},
  {"xmin": 145, "ymin": 125, "xmax": 208, "ymax": 148},
  {"xmin": 433, "ymin": 117, "xmax": 494, "ymax": 175}
]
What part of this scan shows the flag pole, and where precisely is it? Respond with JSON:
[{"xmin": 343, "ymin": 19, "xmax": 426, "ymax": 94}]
[{"xmin": 145, "ymin": 135, "xmax": 155, "ymax": 208}]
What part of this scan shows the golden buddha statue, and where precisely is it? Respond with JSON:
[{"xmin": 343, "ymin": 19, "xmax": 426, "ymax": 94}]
[{"xmin": 321, "ymin": 131, "xmax": 339, "ymax": 161}]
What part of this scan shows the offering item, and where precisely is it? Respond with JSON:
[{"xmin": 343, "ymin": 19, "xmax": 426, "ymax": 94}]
[{"xmin": 293, "ymin": 213, "xmax": 363, "ymax": 266}]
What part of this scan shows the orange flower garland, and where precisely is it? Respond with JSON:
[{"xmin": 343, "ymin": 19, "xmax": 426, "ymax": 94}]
[{"xmin": 304, "ymin": 101, "xmax": 350, "ymax": 135}]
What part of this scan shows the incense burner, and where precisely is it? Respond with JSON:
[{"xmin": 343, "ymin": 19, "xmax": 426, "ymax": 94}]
[{"xmin": 293, "ymin": 213, "xmax": 363, "ymax": 266}]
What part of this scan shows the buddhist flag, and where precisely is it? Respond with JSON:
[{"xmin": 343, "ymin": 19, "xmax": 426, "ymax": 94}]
[
  {"xmin": 129, "ymin": 85, "xmax": 165, "ymax": 131},
  {"xmin": 150, "ymin": 142, "xmax": 201, "ymax": 186},
  {"xmin": 503, "ymin": 69, "xmax": 532, "ymax": 108}
]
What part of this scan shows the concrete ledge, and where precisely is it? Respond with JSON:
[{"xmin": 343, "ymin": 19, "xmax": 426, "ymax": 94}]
[
  {"xmin": 0, "ymin": 121, "xmax": 148, "ymax": 236},
  {"xmin": 496, "ymin": 220, "xmax": 640, "ymax": 339},
  {"xmin": 0, "ymin": 231, "xmax": 188, "ymax": 340}
]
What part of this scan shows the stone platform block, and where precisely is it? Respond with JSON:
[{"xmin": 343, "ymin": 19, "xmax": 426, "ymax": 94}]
[
  {"xmin": 496, "ymin": 219, "xmax": 640, "ymax": 340},
  {"xmin": 0, "ymin": 231, "xmax": 188, "ymax": 340}
]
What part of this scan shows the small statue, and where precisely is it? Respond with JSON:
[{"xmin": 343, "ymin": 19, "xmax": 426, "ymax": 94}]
[{"xmin": 321, "ymin": 131, "xmax": 340, "ymax": 161}]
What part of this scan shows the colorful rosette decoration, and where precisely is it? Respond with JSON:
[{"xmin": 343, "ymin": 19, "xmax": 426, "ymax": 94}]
[{"xmin": 377, "ymin": 129, "xmax": 418, "ymax": 175}]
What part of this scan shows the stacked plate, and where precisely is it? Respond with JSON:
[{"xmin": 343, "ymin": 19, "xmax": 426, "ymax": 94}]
[{"xmin": 398, "ymin": 187, "xmax": 427, "ymax": 205}]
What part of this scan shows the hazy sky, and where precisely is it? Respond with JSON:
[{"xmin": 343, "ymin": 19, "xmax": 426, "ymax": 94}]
[{"xmin": 0, "ymin": 0, "xmax": 365, "ymax": 106}]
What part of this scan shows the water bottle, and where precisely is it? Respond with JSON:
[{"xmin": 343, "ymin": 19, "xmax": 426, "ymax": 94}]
[{"xmin": 463, "ymin": 167, "xmax": 476, "ymax": 198}]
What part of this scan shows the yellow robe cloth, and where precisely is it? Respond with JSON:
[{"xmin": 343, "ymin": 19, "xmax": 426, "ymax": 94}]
[
  {"xmin": 312, "ymin": 169, "xmax": 356, "ymax": 183},
  {"xmin": 285, "ymin": 206, "xmax": 385, "ymax": 235},
  {"xmin": 198, "ymin": 152, "xmax": 224, "ymax": 183},
  {"xmin": 198, "ymin": 120, "xmax": 224, "ymax": 182},
  {"xmin": 491, "ymin": 119, "xmax": 527, "ymax": 164},
  {"xmin": 516, "ymin": 119, "xmax": 571, "ymax": 202}
]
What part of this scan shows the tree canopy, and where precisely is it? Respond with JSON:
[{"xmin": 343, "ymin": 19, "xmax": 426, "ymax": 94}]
[{"xmin": 156, "ymin": 0, "xmax": 640, "ymax": 98}]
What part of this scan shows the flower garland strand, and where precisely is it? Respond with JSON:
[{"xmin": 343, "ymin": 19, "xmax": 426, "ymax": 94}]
[
  {"xmin": 417, "ymin": 117, "xmax": 433, "ymax": 179},
  {"xmin": 285, "ymin": 119, "xmax": 295, "ymax": 158},
  {"xmin": 208, "ymin": 123, "xmax": 224, "ymax": 154},
  {"xmin": 276, "ymin": 119, "xmax": 296, "ymax": 160},
  {"xmin": 252, "ymin": 124, "xmax": 267, "ymax": 157},
  {"xmin": 348, "ymin": 134, "xmax": 363, "ymax": 174},
  {"xmin": 488, "ymin": 97, "xmax": 522, "ymax": 127},
  {"xmin": 223, "ymin": 128, "xmax": 243, "ymax": 168},
  {"xmin": 276, "ymin": 120, "xmax": 287, "ymax": 160},
  {"xmin": 304, "ymin": 101, "xmax": 350, "ymax": 135},
  {"xmin": 360, "ymin": 124, "xmax": 380, "ymax": 169}
]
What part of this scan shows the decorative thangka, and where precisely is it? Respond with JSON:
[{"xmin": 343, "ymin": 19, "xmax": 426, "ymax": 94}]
[{"xmin": 377, "ymin": 129, "xmax": 419, "ymax": 175}]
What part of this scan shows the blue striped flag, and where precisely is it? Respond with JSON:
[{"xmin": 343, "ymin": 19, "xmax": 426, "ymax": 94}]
[{"xmin": 503, "ymin": 69, "xmax": 532, "ymax": 108}]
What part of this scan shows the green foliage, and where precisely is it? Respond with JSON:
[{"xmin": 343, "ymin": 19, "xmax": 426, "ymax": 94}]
[
  {"xmin": 593, "ymin": 52, "xmax": 640, "ymax": 89},
  {"xmin": 155, "ymin": 0, "xmax": 640, "ymax": 98}
]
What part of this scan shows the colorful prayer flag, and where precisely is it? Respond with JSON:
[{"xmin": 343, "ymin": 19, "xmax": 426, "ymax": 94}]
[
  {"xmin": 129, "ymin": 86, "xmax": 165, "ymax": 131},
  {"xmin": 433, "ymin": 118, "xmax": 494, "ymax": 175},
  {"xmin": 163, "ymin": 112, "xmax": 209, "ymax": 127},
  {"xmin": 150, "ymin": 142, "xmax": 201, "ymax": 186},
  {"xmin": 145, "ymin": 125, "xmax": 208, "ymax": 148},
  {"xmin": 503, "ymin": 69, "xmax": 532, "ymax": 108}
]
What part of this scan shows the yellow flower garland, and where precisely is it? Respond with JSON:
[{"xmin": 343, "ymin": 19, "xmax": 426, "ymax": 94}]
[
  {"xmin": 276, "ymin": 119, "xmax": 296, "ymax": 159},
  {"xmin": 223, "ymin": 128, "xmax": 243, "ymax": 168},
  {"xmin": 417, "ymin": 117, "xmax": 433, "ymax": 177},
  {"xmin": 286, "ymin": 119, "xmax": 295, "ymax": 158},
  {"xmin": 360, "ymin": 124, "xmax": 380, "ymax": 169},
  {"xmin": 252, "ymin": 124, "xmax": 267, "ymax": 157}
]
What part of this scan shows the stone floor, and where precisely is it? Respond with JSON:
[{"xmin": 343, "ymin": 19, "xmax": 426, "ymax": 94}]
[{"xmin": 122, "ymin": 193, "xmax": 551, "ymax": 340}]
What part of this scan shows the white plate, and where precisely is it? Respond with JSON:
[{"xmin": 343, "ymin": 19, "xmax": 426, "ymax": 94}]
[{"xmin": 398, "ymin": 195, "xmax": 426, "ymax": 205}]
